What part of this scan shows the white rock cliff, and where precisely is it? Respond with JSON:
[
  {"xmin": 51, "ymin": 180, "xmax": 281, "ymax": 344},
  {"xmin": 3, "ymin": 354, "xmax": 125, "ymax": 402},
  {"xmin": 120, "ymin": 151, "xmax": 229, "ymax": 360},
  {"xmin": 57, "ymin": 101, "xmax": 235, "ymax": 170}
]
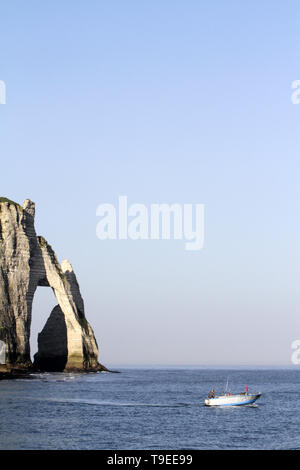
[{"xmin": 0, "ymin": 197, "xmax": 106, "ymax": 373}]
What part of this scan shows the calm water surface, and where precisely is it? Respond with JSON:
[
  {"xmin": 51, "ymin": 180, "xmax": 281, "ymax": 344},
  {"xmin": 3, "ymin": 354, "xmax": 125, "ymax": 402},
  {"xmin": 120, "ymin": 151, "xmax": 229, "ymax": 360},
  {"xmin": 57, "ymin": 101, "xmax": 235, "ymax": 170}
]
[{"xmin": 0, "ymin": 368, "xmax": 299, "ymax": 450}]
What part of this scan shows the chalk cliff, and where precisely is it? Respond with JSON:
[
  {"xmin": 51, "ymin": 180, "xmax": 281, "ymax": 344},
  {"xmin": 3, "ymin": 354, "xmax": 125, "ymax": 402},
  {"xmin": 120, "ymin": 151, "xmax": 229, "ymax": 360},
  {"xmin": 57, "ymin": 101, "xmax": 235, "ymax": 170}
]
[{"xmin": 0, "ymin": 197, "xmax": 105, "ymax": 373}]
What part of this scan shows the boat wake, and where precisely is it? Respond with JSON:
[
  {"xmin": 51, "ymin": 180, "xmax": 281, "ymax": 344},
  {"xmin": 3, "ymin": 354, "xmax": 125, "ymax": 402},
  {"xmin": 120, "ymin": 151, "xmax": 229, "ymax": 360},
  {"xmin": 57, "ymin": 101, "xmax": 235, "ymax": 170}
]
[{"xmin": 40, "ymin": 397, "xmax": 202, "ymax": 408}]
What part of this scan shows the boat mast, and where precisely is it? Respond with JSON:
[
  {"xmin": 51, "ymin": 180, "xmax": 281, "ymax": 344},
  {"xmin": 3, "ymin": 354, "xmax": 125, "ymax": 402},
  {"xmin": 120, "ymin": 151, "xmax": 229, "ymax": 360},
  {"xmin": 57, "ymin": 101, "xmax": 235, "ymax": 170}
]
[{"xmin": 225, "ymin": 377, "xmax": 229, "ymax": 394}]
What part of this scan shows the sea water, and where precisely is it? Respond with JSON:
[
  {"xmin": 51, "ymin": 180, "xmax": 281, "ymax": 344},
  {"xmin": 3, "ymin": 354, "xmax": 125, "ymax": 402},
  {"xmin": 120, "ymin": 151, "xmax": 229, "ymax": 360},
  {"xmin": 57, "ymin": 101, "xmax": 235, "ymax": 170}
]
[{"xmin": 0, "ymin": 368, "xmax": 299, "ymax": 450}]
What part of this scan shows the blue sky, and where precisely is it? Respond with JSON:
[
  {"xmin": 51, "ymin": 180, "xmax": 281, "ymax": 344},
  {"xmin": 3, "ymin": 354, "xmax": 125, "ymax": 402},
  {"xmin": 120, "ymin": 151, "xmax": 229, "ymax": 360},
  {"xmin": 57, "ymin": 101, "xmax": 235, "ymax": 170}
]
[{"xmin": 1, "ymin": 1, "xmax": 299, "ymax": 365}]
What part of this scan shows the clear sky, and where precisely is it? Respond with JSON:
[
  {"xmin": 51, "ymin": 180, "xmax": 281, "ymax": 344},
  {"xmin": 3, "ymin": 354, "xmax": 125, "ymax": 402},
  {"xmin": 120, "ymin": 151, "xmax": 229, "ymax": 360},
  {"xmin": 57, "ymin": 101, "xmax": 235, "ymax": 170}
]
[{"xmin": 0, "ymin": 1, "xmax": 299, "ymax": 366}]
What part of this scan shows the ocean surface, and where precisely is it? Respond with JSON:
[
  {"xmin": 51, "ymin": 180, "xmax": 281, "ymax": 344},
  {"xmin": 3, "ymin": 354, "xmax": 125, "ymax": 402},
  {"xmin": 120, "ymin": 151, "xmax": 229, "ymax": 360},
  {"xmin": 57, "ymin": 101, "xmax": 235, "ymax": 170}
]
[{"xmin": 0, "ymin": 368, "xmax": 299, "ymax": 450}]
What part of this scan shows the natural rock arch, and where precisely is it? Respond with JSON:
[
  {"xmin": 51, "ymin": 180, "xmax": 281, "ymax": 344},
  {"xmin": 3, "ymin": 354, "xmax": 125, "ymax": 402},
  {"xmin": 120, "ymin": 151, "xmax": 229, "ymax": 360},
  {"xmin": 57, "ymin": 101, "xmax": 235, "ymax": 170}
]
[{"xmin": 0, "ymin": 198, "xmax": 105, "ymax": 372}]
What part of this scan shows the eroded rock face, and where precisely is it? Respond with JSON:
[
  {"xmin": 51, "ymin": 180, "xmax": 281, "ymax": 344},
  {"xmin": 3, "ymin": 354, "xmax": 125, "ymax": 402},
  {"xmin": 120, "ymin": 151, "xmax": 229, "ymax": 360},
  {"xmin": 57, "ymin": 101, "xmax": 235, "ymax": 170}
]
[
  {"xmin": 0, "ymin": 198, "xmax": 105, "ymax": 372},
  {"xmin": 33, "ymin": 305, "xmax": 68, "ymax": 372}
]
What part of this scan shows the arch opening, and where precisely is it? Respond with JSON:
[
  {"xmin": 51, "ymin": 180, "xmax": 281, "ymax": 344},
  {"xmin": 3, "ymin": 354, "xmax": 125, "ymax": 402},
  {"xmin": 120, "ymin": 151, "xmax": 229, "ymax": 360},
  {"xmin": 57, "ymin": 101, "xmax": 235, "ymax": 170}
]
[{"xmin": 30, "ymin": 286, "xmax": 58, "ymax": 361}]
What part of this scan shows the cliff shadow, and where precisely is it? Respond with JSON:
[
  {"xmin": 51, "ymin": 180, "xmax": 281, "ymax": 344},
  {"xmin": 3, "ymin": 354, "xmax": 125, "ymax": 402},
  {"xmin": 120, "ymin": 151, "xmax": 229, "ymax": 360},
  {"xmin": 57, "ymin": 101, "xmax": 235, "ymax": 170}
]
[{"xmin": 33, "ymin": 305, "xmax": 68, "ymax": 372}]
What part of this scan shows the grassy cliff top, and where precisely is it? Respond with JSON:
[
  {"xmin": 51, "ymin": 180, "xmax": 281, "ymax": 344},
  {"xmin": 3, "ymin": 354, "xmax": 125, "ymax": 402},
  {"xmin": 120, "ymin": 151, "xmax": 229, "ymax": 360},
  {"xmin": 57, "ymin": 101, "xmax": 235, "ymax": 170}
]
[{"xmin": 0, "ymin": 197, "xmax": 21, "ymax": 207}]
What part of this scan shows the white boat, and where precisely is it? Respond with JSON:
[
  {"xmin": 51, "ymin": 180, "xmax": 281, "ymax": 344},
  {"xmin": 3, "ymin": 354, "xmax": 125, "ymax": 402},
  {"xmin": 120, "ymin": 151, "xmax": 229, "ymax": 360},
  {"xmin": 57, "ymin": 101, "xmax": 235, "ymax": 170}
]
[{"xmin": 204, "ymin": 392, "xmax": 262, "ymax": 407}]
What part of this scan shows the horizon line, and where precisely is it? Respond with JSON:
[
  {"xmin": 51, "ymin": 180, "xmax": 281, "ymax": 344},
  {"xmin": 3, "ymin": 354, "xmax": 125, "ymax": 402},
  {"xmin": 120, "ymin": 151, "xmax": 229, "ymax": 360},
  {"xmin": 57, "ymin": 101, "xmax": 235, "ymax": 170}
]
[{"xmin": 105, "ymin": 363, "xmax": 297, "ymax": 369}]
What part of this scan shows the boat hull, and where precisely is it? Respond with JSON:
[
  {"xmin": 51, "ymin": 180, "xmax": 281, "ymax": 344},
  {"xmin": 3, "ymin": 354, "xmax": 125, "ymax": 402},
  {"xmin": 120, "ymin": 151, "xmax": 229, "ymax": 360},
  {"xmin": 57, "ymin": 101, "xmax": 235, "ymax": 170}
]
[{"xmin": 204, "ymin": 393, "xmax": 261, "ymax": 407}]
